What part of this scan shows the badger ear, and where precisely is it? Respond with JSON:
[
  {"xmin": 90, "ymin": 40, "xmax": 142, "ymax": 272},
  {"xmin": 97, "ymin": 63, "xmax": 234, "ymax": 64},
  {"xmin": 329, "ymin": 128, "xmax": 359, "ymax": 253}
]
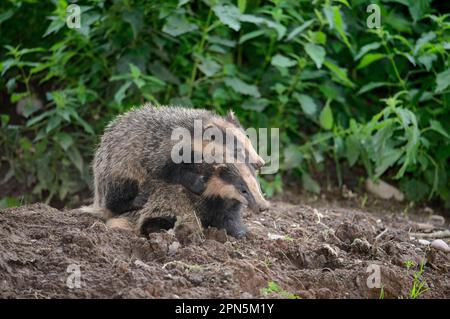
[{"xmin": 225, "ymin": 110, "xmax": 241, "ymax": 127}]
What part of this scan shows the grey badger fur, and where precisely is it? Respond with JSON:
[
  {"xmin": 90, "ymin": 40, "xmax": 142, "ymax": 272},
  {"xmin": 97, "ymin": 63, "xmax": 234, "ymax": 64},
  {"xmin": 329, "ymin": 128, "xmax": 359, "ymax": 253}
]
[{"xmin": 91, "ymin": 104, "xmax": 268, "ymax": 238}]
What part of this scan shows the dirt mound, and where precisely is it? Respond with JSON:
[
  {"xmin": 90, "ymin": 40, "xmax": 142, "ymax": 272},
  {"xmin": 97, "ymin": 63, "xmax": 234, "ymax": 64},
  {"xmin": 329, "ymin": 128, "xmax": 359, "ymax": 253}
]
[{"xmin": 1, "ymin": 202, "xmax": 449, "ymax": 298}]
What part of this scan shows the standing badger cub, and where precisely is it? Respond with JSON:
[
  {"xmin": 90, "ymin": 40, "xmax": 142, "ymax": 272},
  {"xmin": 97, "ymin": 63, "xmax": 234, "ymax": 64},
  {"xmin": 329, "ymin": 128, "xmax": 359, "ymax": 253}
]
[{"xmin": 92, "ymin": 104, "xmax": 269, "ymax": 238}]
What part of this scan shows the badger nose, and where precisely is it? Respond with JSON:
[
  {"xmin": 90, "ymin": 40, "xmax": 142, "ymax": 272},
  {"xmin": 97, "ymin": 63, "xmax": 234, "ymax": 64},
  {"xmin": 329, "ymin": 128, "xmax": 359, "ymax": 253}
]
[
  {"xmin": 253, "ymin": 157, "xmax": 265, "ymax": 169},
  {"xmin": 258, "ymin": 201, "xmax": 270, "ymax": 212}
]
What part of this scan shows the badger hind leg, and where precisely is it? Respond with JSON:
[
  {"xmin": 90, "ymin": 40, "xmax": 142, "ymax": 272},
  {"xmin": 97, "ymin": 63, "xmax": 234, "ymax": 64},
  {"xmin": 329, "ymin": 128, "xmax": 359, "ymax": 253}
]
[
  {"xmin": 140, "ymin": 216, "xmax": 177, "ymax": 235},
  {"xmin": 103, "ymin": 177, "xmax": 141, "ymax": 215}
]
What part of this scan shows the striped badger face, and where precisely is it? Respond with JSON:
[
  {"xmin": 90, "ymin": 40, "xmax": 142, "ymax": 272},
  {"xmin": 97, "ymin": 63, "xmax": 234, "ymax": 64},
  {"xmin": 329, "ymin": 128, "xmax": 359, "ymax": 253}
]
[
  {"xmin": 207, "ymin": 111, "xmax": 265, "ymax": 170},
  {"xmin": 202, "ymin": 163, "xmax": 269, "ymax": 213}
]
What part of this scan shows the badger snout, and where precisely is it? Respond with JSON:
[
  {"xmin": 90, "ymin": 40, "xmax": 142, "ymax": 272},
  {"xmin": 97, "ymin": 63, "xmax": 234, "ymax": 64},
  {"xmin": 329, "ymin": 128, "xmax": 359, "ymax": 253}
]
[
  {"xmin": 257, "ymin": 200, "xmax": 270, "ymax": 212},
  {"xmin": 248, "ymin": 199, "xmax": 270, "ymax": 213}
]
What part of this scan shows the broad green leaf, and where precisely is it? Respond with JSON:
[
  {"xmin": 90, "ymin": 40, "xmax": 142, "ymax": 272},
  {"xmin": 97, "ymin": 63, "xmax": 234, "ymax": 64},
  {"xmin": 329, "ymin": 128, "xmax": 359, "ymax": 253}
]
[
  {"xmin": 54, "ymin": 132, "xmax": 74, "ymax": 151},
  {"xmin": 114, "ymin": 81, "xmax": 132, "ymax": 104},
  {"xmin": 429, "ymin": 120, "xmax": 450, "ymax": 139},
  {"xmin": 284, "ymin": 145, "xmax": 303, "ymax": 170},
  {"xmin": 162, "ymin": 14, "xmax": 198, "ymax": 37},
  {"xmin": 301, "ymin": 172, "xmax": 321, "ymax": 194},
  {"xmin": 67, "ymin": 145, "xmax": 84, "ymax": 173},
  {"xmin": 122, "ymin": 10, "xmax": 143, "ymax": 38},
  {"xmin": 240, "ymin": 14, "xmax": 286, "ymax": 40},
  {"xmin": 324, "ymin": 60, "xmax": 355, "ymax": 88},
  {"xmin": 294, "ymin": 93, "xmax": 318, "ymax": 116},
  {"xmin": 356, "ymin": 53, "xmax": 386, "ymax": 69},
  {"xmin": 241, "ymin": 98, "xmax": 269, "ymax": 112},
  {"xmin": 345, "ymin": 135, "xmax": 360, "ymax": 166},
  {"xmin": 435, "ymin": 68, "xmax": 450, "ymax": 93},
  {"xmin": 418, "ymin": 54, "xmax": 437, "ymax": 71},
  {"xmin": 271, "ymin": 54, "xmax": 297, "ymax": 68},
  {"xmin": 304, "ymin": 43, "xmax": 326, "ymax": 69},
  {"xmin": 375, "ymin": 147, "xmax": 403, "ymax": 177},
  {"xmin": 238, "ymin": 0, "xmax": 247, "ymax": 13},
  {"xmin": 287, "ymin": 20, "xmax": 314, "ymax": 41},
  {"xmin": 239, "ymin": 29, "xmax": 266, "ymax": 44},
  {"xmin": 43, "ymin": 18, "xmax": 65, "ymax": 37},
  {"xmin": 357, "ymin": 82, "xmax": 393, "ymax": 95},
  {"xmin": 319, "ymin": 104, "xmax": 333, "ymax": 130},
  {"xmin": 46, "ymin": 116, "xmax": 62, "ymax": 133},
  {"xmin": 198, "ymin": 58, "xmax": 221, "ymax": 77},
  {"xmin": 212, "ymin": 4, "xmax": 241, "ymax": 31},
  {"xmin": 354, "ymin": 42, "xmax": 381, "ymax": 60},
  {"xmin": 224, "ymin": 77, "xmax": 260, "ymax": 98}
]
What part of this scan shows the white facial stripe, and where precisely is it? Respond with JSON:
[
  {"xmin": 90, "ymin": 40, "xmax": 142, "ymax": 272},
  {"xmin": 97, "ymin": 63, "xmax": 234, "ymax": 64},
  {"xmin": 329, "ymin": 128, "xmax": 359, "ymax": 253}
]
[{"xmin": 203, "ymin": 175, "xmax": 246, "ymax": 203}]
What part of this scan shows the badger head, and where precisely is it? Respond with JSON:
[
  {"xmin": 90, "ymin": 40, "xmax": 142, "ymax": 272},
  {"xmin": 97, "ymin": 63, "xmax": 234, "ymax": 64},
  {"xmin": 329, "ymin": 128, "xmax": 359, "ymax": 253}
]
[
  {"xmin": 199, "ymin": 162, "xmax": 270, "ymax": 213},
  {"xmin": 205, "ymin": 111, "xmax": 265, "ymax": 170}
]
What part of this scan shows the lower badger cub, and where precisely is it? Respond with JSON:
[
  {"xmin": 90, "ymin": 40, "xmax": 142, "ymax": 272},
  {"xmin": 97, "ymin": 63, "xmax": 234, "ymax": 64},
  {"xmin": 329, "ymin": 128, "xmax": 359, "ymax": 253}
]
[{"xmin": 110, "ymin": 162, "xmax": 268, "ymax": 238}]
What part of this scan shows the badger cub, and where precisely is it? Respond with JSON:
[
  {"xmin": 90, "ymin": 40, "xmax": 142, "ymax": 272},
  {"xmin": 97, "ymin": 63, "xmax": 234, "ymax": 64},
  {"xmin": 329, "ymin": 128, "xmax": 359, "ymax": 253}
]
[{"xmin": 113, "ymin": 162, "xmax": 268, "ymax": 239}]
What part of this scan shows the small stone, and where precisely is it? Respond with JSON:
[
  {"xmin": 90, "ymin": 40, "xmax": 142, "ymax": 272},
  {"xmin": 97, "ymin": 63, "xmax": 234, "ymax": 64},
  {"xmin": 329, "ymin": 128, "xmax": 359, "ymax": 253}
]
[
  {"xmin": 365, "ymin": 179, "xmax": 404, "ymax": 201},
  {"xmin": 418, "ymin": 239, "xmax": 431, "ymax": 246},
  {"xmin": 268, "ymin": 233, "xmax": 285, "ymax": 240},
  {"xmin": 431, "ymin": 239, "xmax": 450, "ymax": 253}
]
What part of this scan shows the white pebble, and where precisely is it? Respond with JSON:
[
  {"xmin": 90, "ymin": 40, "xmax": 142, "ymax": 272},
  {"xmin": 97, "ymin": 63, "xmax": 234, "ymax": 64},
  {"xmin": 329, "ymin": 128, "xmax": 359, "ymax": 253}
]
[{"xmin": 431, "ymin": 239, "xmax": 450, "ymax": 253}]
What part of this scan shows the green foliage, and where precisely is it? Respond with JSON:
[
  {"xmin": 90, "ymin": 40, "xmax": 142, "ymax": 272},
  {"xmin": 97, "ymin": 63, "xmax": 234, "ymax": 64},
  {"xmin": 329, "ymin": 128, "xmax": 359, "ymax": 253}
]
[
  {"xmin": 260, "ymin": 281, "xmax": 300, "ymax": 299},
  {"xmin": 0, "ymin": 0, "xmax": 449, "ymax": 206}
]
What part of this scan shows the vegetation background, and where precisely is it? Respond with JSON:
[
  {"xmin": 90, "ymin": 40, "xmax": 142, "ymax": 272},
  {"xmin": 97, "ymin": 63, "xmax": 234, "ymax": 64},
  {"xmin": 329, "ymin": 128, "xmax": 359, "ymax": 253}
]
[{"xmin": 0, "ymin": 0, "xmax": 449, "ymax": 209}]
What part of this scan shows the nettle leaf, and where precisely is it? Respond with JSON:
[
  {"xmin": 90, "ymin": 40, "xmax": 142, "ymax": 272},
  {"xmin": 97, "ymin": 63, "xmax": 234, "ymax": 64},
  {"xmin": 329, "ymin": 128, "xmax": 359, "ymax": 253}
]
[
  {"xmin": 429, "ymin": 120, "xmax": 450, "ymax": 139},
  {"xmin": 66, "ymin": 145, "xmax": 84, "ymax": 173},
  {"xmin": 356, "ymin": 53, "xmax": 386, "ymax": 69},
  {"xmin": 304, "ymin": 43, "xmax": 326, "ymax": 69},
  {"xmin": 122, "ymin": 10, "xmax": 144, "ymax": 38},
  {"xmin": 435, "ymin": 68, "xmax": 450, "ymax": 93},
  {"xmin": 375, "ymin": 147, "xmax": 403, "ymax": 177},
  {"xmin": 324, "ymin": 60, "xmax": 355, "ymax": 88},
  {"xmin": 46, "ymin": 116, "xmax": 62, "ymax": 133},
  {"xmin": 414, "ymin": 32, "xmax": 436, "ymax": 55},
  {"xmin": 354, "ymin": 42, "xmax": 381, "ymax": 61},
  {"xmin": 287, "ymin": 20, "xmax": 314, "ymax": 41},
  {"xmin": 357, "ymin": 82, "xmax": 393, "ymax": 95},
  {"xmin": 240, "ymin": 14, "xmax": 286, "ymax": 40},
  {"xmin": 293, "ymin": 93, "xmax": 318, "ymax": 116},
  {"xmin": 114, "ymin": 81, "xmax": 132, "ymax": 105},
  {"xmin": 224, "ymin": 77, "xmax": 260, "ymax": 98},
  {"xmin": 54, "ymin": 132, "xmax": 74, "ymax": 151},
  {"xmin": 284, "ymin": 145, "xmax": 303, "ymax": 170},
  {"xmin": 241, "ymin": 98, "xmax": 269, "ymax": 112},
  {"xmin": 43, "ymin": 18, "xmax": 65, "ymax": 37},
  {"xmin": 301, "ymin": 171, "xmax": 321, "ymax": 194},
  {"xmin": 162, "ymin": 14, "xmax": 198, "ymax": 37},
  {"xmin": 319, "ymin": 104, "xmax": 333, "ymax": 130},
  {"xmin": 198, "ymin": 58, "xmax": 221, "ymax": 77},
  {"xmin": 345, "ymin": 135, "xmax": 361, "ymax": 166},
  {"xmin": 418, "ymin": 54, "xmax": 437, "ymax": 71},
  {"xmin": 271, "ymin": 54, "xmax": 297, "ymax": 68},
  {"xmin": 212, "ymin": 4, "xmax": 241, "ymax": 31}
]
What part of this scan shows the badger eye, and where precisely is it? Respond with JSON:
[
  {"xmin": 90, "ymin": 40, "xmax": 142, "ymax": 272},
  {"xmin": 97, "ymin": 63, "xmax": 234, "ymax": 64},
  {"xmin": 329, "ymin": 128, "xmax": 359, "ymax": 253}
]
[{"xmin": 240, "ymin": 188, "xmax": 248, "ymax": 195}]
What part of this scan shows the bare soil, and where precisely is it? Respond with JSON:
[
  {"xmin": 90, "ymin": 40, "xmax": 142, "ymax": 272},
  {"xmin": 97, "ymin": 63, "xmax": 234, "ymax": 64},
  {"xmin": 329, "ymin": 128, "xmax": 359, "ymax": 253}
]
[{"xmin": 1, "ymin": 197, "xmax": 449, "ymax": 299}]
